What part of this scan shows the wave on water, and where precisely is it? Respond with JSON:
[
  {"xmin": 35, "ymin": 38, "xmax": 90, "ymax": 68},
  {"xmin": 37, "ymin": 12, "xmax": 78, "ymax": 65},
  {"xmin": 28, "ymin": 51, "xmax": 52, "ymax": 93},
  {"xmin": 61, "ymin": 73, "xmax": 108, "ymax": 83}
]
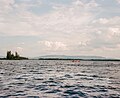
[{"xmin": 0, "ymin": 60, "xmax": 120, "ymax": 98}]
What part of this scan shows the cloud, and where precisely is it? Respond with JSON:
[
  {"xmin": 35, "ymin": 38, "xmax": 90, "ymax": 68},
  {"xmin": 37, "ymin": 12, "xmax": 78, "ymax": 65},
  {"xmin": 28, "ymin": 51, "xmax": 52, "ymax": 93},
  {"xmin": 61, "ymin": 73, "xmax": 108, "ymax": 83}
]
[
  {"xmin": 14, "ymin": 0, "xmax": 42, "ymax": 10},
  {"xmin": 14, "ymin": 47, "xmax": 23, "ymax": 52},
  {"xmin": 92, "ymin": 16, "xmax": 120, "ymax": 37},
  {"xmin": 94, "ymin": 18, "xmax": 109, "ymax": 24},
  {"xmin": 38, "ymin": 41, "xmax": 68, "ymax": 51},
  {"xmin": 0, "ymin": 0, "xmax": 98, "ymax": 36},
  {"xmin": 0, "ymin": 0, "xmax": 120, "ymax": 57},
  {"xmin": 116, "ymin": 0, "xmax": 120, "ymax": 4},
  {"xmin": 1, "ymin": 46, "xmax": 24, "ymax": 56}
]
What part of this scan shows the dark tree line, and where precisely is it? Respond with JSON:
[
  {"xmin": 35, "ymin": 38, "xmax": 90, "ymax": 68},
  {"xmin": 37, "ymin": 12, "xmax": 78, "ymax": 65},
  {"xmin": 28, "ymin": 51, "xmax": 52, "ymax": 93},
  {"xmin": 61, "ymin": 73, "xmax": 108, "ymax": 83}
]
[{"xmin": 6, "ymin": 51, "xmax": 28, "ymax": 60}]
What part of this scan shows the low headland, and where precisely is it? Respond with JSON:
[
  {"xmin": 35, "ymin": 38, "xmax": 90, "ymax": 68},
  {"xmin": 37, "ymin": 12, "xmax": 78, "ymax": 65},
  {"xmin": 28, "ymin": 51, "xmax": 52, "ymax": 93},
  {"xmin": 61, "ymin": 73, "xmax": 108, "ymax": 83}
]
[{"xmin": 38, "ymin": 58, "xmax": 120, "ymax": 61}]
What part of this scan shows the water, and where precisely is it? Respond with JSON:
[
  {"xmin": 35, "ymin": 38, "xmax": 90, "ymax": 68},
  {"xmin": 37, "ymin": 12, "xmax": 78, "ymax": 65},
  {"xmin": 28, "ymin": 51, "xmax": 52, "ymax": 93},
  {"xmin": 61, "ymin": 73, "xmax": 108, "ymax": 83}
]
[{"xmin": 0, "ymin": 60, "xmax": 120, "ymax": 98}]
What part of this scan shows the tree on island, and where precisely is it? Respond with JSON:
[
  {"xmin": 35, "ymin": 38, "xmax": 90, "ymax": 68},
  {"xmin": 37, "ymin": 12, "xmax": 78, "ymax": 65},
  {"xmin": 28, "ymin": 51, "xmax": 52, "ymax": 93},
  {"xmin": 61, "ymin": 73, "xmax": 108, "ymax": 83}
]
[
  {"xmin": 6, "ymin": 51, "xmax": 28, "ymax": 60},
  {"xmin": 6, "ymin": 51, "xmax": 12, "ymax": 59},
  {"xmin": 15, "ymin": 52, "xmax": 20, "ymax": 59}
]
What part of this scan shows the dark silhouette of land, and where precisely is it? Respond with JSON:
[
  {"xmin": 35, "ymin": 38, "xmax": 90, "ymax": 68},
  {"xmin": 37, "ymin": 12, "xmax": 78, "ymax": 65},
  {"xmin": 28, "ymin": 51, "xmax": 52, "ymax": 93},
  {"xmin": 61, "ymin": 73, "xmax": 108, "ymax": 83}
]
[
  {"xmin": 0, "ymin": 51, "xmax": 28, "ymax": 60},
  {"xmin": 38, "ymin": 58, "xmax": 120, "ymax": 61},
  {"xmin": 0, "ymin": 52, "xmax": 120, "ymax": 61},
  {"xmin": 6, "ymin": 51, "xmax": 28, "ymax": 60}
]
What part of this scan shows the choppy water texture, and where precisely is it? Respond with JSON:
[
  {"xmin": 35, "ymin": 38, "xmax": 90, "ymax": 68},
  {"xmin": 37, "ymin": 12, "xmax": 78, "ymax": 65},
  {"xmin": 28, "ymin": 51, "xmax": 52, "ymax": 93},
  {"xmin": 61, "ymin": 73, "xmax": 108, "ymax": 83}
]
[{"xmin": 0, "ymin": 60, "xmax": 120, "ymax": 98}]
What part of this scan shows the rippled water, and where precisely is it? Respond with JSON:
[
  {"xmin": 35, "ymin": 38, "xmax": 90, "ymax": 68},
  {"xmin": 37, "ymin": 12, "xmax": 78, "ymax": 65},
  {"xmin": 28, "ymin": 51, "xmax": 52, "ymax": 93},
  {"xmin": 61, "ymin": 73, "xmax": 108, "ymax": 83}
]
[{"xmin": 0, "ymin": 60, "xmax": 120, "ymax": 98}]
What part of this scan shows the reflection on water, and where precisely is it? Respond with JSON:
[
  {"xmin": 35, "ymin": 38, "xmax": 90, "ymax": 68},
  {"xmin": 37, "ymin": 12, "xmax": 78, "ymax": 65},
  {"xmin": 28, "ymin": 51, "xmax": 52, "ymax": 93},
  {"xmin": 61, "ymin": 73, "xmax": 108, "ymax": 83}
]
[{"xmin": 0, "ymin": 60, "xmax": 120, "ymax": 98}]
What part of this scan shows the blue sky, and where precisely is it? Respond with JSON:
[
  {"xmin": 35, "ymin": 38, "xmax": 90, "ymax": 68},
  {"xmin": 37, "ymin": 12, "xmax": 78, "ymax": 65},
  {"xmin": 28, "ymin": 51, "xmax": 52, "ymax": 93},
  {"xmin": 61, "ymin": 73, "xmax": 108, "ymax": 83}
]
[{"xmin": 0, "ymin": 0, "xmax": 120, "ymax": 58}]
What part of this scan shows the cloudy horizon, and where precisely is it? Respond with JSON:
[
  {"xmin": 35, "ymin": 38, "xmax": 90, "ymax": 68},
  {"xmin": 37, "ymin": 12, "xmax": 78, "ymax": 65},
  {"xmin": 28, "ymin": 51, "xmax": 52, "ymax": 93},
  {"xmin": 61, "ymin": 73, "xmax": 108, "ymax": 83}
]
[{"xmin": 0, "ymin": 0, "xmax": 120, "ymax": 58}]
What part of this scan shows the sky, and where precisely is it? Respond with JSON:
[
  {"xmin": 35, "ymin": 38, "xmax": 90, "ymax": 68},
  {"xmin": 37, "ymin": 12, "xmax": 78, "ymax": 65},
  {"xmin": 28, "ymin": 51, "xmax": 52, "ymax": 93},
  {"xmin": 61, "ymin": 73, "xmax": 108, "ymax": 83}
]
[{"xmin": 0, "ymin": 0, "xmax": 120, "ymax": 58}]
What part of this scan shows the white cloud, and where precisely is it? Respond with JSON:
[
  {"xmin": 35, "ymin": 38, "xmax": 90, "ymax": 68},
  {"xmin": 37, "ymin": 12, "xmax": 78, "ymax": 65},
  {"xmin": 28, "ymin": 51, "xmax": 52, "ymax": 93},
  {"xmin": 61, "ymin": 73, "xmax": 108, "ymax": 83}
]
[
  {"xmin": 96, "ymin": 18, "xmax": 109, "ymax": 24},
  {"xmin": 93, "ymin": 16, "xmax": 120, "ymax": 26},
  {"xmin": 1, "ymin": 46, "xmax": 24, "ymax": 56},
  {"xmin": 0, "ymin": 0, "xmax": 98, "ymax": 36},
  {"xmin": 38, "ymin": 41, "xmax": 68, "ymax": 51},
  {"xmin": 86, "ymin": 0, "xmax": 99, "ymax": 8},
  {"xmin": 116, "ymin": 0, "xmax": 120, "ymax": 4},
  {"xmin": 15, "ymin": 47, "xmax": 23, "ymax": 52},
  {"xmin": 14, "ymin": 0, "xmax": 42, "ymax": 10},
  {"xmin": 108, "ymin": 27, "xmax": 120, "ymax": 36},
  {"xmin": 79, "ymin": 41, "xmax": 89, "ymax": 46},
  {"xmin": 72, "ymin": 0, "xmax": 84, "ymax": 6},
  {"xmin": 92, "ymin": 17, "xmax": 120, "ymax": 38},
  {"xmin": 0, "ymin": 0, "xmax": 15, "ymax": 14},
  {"xmin": 0, "ymin": 0, "xmax": 120, "ymax": 58}
]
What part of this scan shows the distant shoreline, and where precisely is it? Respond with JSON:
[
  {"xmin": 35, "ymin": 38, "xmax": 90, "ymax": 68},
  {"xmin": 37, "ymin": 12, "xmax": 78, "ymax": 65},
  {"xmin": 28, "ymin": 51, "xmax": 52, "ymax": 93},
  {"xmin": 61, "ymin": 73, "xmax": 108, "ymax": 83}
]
[
  {"xmin": 38, "ymin": 58, "xmax": 120, "ymax": 61},
  {"xmin": 0, "ymin": 58, "xmax": 120, "ymax": 61}
]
